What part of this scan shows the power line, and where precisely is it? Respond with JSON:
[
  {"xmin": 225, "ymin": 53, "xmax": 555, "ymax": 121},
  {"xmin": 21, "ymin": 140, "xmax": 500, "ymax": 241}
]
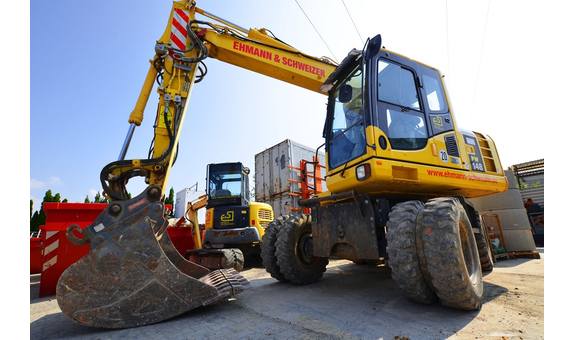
[
  {"xmin": 342, "ymin": 0, "xmax": 364, "ymax": 45},
  {"xmin": 445, "ymin": 0, "xmax": 450, "ymax": 80},
  {"xmin": 294, "ymin": 0, "xmax": 339, "ymax": 62},
  {"xmin": 470, "ymin": 0, "xmax": 491, "ymax": 120}
]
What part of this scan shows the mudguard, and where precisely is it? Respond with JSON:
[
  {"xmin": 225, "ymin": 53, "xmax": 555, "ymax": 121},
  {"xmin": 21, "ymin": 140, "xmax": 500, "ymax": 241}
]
[{"xmin": 56, "ymin": 186, "xmax": 250, "ymax": 329}]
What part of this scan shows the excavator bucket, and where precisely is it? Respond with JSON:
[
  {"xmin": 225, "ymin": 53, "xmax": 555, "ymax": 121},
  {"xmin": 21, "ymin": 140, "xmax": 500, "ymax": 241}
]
[{"xmin": 56, "ymin": 186, "xmax": 251, "ymax": 329}]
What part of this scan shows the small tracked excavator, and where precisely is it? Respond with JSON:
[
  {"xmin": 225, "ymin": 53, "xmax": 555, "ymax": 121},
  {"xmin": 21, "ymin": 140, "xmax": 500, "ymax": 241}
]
[
  {"xmin": 57, "ymin": 0, "xmax": 507, "ymax": 329},
  {"xmin": 182, "ymin": 162, "xmax": 274, "ymax": 271}
]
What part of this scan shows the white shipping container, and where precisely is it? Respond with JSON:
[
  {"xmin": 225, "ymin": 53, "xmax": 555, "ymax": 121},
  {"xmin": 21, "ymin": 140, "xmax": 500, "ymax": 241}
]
[
  {"xmin": 255, "ymin": 139, "xmax": 326, "ymax": 217},
  {"xmin": 175, "ymin": 186, "xmax": 207, "ymax": 223},
  {"xmin": 174, "ymin": 188, "xmax": 192, "ymax": 218}
]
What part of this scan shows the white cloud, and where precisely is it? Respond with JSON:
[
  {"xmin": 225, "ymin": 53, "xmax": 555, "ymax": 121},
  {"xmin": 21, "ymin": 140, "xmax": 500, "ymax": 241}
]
[
  {"xmin": 30, "ymin": 176, "xmax": 63, "ymax": 189},
  {"xmin": 30, "ymin": 179, "xmax": 45, "ymax": 189},
  {"xmin": 88, "ymin": 189, "xmax": 99, "ymax": 197},
  {"xmin": 48, "ymin": 176, "xmax": 63, "ymax": 186}
]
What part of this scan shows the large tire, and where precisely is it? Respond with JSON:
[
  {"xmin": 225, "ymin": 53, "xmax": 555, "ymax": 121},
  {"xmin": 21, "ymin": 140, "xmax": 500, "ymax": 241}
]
[
  {"xmin": 475, "ymin": 222, "xmax": 494, "ymax": 272},
  {"xmin": 418, "ymin": 197, "xmax": 483, "ymax": 310},
  {"xmin": 386, "ymin": 201, "xmax": 437, "ymax": 304},
  {"xmin": 275, "ymin": 214, "xmax": 328, "ymax": 285},
  {"xmin": 261, "ymin": 215, "xmax": 290, "ymax": 282}
]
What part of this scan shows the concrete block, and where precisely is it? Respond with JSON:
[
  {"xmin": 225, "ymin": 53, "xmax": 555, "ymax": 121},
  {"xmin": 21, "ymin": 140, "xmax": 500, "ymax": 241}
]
[
  {"xmin": 470, "ymin": 188, "xmax": 524, "ymax": 211},
  {"xmin": 482, "ymin": 208, "xmax": 531, "ymax": 231},
  {"xmin": 501, "ymin": 229, "xmax": 536, "ymax": 252}
]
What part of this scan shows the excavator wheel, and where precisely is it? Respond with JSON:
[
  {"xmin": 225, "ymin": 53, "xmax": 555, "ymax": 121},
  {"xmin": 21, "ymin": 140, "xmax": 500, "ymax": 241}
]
[
  {"xmin": 475, "ymin": 219, "xmax": 494, "ymax": 272},
  {"xmin": 56, "ymin": 186, "xmax": 251, "ymax": 329},
  {"xmin": 275, "ymin": 214, "xmax": 328, "ymax": 285},
  {"xmin": 417, "ymin": 197, "xmax": 483, "ymax": 311},
  {"xmin": 386, "ymin": 201, "xmax": 437, "ymax": 304},
  {"xmin": 261, "ymin": 215, "xmax": 290, "ymax": 282}
]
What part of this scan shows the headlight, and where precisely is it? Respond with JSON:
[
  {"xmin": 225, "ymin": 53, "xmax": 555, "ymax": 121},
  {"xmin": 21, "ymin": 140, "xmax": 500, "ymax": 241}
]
[{"xmin": 356, "ymin": 164, "xmax": 371, "ymax": 181}]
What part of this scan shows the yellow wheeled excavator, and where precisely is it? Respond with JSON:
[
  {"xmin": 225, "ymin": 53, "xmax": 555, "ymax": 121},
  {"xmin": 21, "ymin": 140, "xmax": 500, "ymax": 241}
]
[{"xmin": 57, "ymin": 0, "xmax": 507, "ymax": 329}]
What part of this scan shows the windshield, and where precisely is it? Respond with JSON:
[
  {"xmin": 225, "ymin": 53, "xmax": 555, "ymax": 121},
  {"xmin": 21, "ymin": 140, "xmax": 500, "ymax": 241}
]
[
  {"xmin": 208, "ymin": 163, "xmax": 243, "ymax": 198},
  {"xmin": 328, "ymin": 66, "xmax": 366, "ymax": 169}
]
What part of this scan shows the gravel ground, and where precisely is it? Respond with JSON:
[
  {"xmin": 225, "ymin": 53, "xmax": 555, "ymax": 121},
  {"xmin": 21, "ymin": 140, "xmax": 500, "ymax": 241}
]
[{"xmin": 30, "ymin": 249, "xmax": 544, "ymax": 340}]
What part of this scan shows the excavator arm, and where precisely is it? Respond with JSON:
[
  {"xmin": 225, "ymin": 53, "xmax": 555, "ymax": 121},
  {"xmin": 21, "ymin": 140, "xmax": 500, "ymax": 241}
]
[
  {"xmin": 101, "ymin": 1, "xmax": 205, "ymax": 201},
  {"xmin": 57, "ymin": 0, "xmax": 337, "ymax": 329},
  {"xmin": 101, "ymin": 1, "xmax": 336, "ymax": 202}
]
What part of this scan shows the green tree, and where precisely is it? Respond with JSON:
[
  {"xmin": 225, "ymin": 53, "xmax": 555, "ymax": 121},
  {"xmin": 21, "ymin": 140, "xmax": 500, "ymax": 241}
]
[
  {"xmin": 85, "ymin": 195, "xmax": 90, "ymax": 203},
  {"xmin": 30, "ymin": 210, "xmax": 43, "ymax": 233},
  {"xmin": 164, "ymin": 187, "xmax": 175, "ymax": 217},
  {"xmin": 165, "ymin": 187, "xmax": 175, "ymax": 206},
  {"xmin": 94, "ymin": 191, "xmax": 109, "ymax": 204}
]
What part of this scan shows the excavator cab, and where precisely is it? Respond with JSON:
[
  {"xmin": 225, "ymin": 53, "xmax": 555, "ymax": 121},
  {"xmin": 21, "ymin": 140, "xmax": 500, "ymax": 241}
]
[
  {"xmin": 206, "ymin": 162, "xmax": 250, "ymax": 208},
  {"xmin": 322, "ymin": 37, "xmax": 507, "ymax": 197}
]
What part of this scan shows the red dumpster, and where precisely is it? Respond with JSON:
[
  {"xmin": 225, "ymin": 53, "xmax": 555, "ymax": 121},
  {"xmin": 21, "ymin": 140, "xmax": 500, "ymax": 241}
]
[
  {"xmin": 166, "ymin": 225, "xmax": 196, "ymax": 257},
  {"xmin": 39, "ymin": 202, "xmax": 108, "ymax": 297},
  {"xmin": 30, "ymin": 235, "xmax": 42, "ymax": 274},
  {"xmin": 38, "ymin": 202, "xmax": 188, "ymax": 297}
]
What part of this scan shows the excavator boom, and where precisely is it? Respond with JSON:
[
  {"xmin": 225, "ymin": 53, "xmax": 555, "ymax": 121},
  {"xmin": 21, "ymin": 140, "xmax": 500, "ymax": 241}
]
[{"xmin": 197, "ymin": 16, "xmax": 336, "ymax": 93}]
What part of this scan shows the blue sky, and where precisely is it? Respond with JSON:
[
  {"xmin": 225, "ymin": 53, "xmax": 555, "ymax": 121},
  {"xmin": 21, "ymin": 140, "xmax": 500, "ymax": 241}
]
[{"xmin": 29, "ymin": 0, "xmax": 564, "ymax": 213}]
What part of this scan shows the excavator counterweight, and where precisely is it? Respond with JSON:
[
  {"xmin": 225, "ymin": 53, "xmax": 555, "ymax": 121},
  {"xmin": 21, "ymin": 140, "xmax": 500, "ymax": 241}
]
[{"xmin": 57, "ymin": 186, "xmax": 250, "ymax": 329}]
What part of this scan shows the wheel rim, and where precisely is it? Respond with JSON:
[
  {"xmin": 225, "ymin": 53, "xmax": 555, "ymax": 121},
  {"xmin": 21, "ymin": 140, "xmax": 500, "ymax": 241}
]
[{"xmin": 295, "ymin": 228, "xmax": 316, "ymax": 266}]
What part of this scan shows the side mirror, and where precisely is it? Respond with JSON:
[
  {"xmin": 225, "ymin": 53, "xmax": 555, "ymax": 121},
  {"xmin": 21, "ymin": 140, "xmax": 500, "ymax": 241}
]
[
  {"xmin": 364, "ymin": 34, "xmax": 382, "ymax": 60},
  {"xmin": 338, "ymin": 84, "xmax": 353, "ymax": 103}
]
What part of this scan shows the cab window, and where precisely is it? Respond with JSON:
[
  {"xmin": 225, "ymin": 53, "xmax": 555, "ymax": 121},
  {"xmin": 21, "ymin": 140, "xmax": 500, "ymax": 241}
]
[
  {"xmin": 378, "ymin": 59, "xmax": 428, "ymax": 150},
  {"xmin": 328, "ymin": 67, "xmax": 366, "ymax": 169},
  {"xmin": 422, "ymin": 73, "xmax": 447, "ymax": 112},
  {"xmin": 378, "ymin": 61, "xmax": 420, "ymax": 110}
]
